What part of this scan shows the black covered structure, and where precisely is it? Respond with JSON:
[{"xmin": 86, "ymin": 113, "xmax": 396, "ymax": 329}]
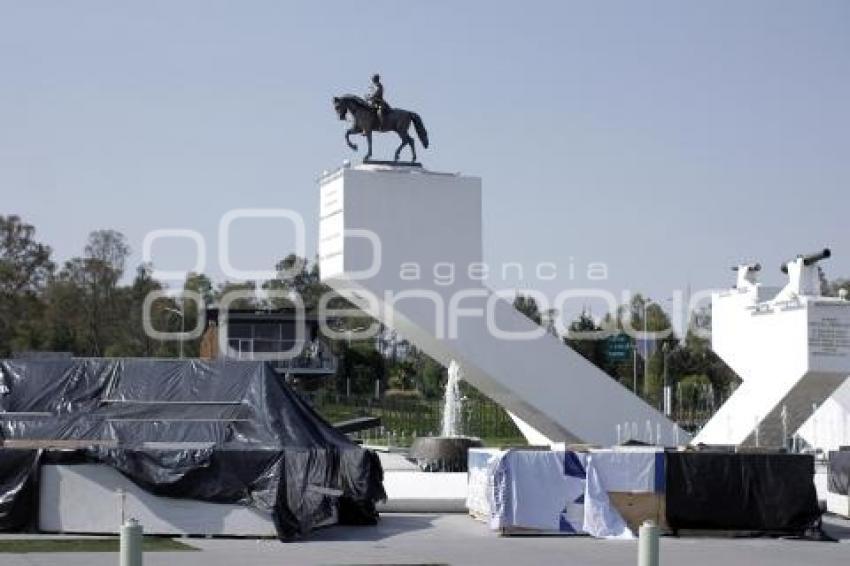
[
  {"xmin": 665, "ymin": 452, "xmax": 821, "ymax": 534},
  {"xmin": 0, "ymin": 359, "xmax": 385, "ymax": 540}
]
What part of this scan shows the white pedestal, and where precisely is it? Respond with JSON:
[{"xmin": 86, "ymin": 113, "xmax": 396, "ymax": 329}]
[
  {"xmin": 39, "ymin": 464, "xmax": 277, "ymax": 536},
  {"xmin": 377, "ymin": 471, "xmax": 469, "ymax": 513},
  {"xmin": 695, "ymin": 287, "xmax": 850, "ymax": 447},
  {"xmin": 318, "ymin": 164, "xmax": 687, "ymax": 446}
]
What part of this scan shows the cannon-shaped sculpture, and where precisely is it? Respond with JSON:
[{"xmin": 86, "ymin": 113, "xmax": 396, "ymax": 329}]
[
  {"xmin": 731, "ymin": 263, "xmax": 761, "ymax": 290},
  {"xmin": 731, "ymin": 263, "xmax": 761, "ymax": 272},
  {"xmin": 781, "ymin": 248, "xmax": 831, "ymax": 273}
]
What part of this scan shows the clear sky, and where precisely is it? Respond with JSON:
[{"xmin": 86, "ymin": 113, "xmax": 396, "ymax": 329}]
[{"xmin": 1, "ymin": 1, "xmax": 848, "ymax": 330}]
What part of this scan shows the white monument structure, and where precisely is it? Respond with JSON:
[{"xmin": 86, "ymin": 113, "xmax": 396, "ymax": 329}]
[
  {"xmin": 694, "ymin": 250, "xmax": 850, "ymax": 448},
  {"xmin": 318, "ymin": 164, "xmax": 688, "ymax": 446}
]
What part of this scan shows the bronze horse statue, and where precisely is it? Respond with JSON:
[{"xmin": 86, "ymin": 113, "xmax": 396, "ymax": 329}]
[{"xmin": 333, "ymin": 95, "xmax": 429, "ymax": 163}]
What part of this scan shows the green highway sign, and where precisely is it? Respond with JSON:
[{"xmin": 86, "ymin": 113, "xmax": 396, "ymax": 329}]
[{"xmin": 605, "ymin": 333, "xmax": 632, "ymax": 362}]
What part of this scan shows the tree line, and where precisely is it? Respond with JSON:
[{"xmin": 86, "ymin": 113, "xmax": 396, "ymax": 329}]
[
  {"xmin": 2, "ymin": 214, "xmax": 848, "ymax": 420},
  {"xmin": 0, "ymin": 214, "xmax": 319, "ymax": 358}
]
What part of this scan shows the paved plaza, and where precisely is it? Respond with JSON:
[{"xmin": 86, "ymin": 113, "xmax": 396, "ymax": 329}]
[{"xmin": 1, "ymin": 513, "xmax": 849, "ymax": 565}]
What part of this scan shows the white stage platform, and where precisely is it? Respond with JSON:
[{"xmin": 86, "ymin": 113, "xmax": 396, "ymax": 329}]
[
  {"xmin": 38, "ymin": 456, "xmax": 467, "ymax": 535},
  {"xmin": 375, "ymin": 450, "xmax": 467, "ymax": 513},
  {"xmin": 378, "ymin": 472, "xmax": 468, "ymax": 513},
  {"xmin": 38, "ymin": 464, "xmax": 277, "ymax": 536}
]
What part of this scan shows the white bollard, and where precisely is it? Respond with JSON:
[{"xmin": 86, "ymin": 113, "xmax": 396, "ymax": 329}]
[
  {"xmin": 120, "ymin": 518, "xmax": 143, "ymax": 566},
  {"xmin": 638, "ymin": 519, "xmax": 659, "ymax": 566}
]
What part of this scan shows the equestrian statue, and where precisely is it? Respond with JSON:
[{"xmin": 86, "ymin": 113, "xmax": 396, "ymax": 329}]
[{"xmin": 333, "ymin": 74, "xmax": 429, "ymax": 163}]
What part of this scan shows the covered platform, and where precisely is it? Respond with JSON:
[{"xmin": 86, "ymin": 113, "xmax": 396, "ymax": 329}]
[{"xmin": 0, "ymin": 359, "xmax": 385, "ymax": 540}]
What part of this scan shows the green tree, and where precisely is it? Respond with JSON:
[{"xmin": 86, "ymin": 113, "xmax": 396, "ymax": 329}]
[
  {"xmin": 338, "ymin": 340, "xmax": 386, "ymax": 396},
  {"xmin": 263, "ymin": 254, "xmax": 328, "ymax": 309},
  {"xmin": 177, "ymin": 272, "xmax": 215, "ymax": 357},
  {"xmin": 105, "ymin": 263, "xmax": 167, "ymax": 357},
  {"xmin": 665, "ymin": 306, "xmax": 739, "ymax": 410},
  {"xmin": 38, "ymin": 230, "xmax": 131, "ymax": 356},
  {"xmin": 624, "ymin": 295, "xmax": 677, "ymax": 403},
  {"xmin": 513, "ymin": 293, "xmax": 542, "ymax": 325},
  {"xmin": 387, "ymin": 359, "xmax": 416, "ymax": 391},
  {"xmin": 82, "ymin": 230, "xmax": 131, "ymax": 355},
  {"xmin": 676, "ymin": 374, "xmax": 715, "ymax": 418},
  {"xmin": 215, "ymin": 280, "xmax": 259, "ymax": 309},
  {"xmin": 0, "ymin": 215, "xmax": 54, "ymax": 356},
  {"xmin": 406, "ymin": 345, "xmax": 446, "ymax": 399},
  {"xmin": 184, "ymin": 272, "xmax": 214, "ymax": 306},
  {"xmin": 564, "ymin": 310, "xmax": 607, "ymax": 368}
]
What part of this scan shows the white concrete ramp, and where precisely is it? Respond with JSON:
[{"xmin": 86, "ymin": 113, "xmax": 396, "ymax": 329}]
[
  {"xmin": 694, "ymin": 364, "xmax": 846, "ymax": 447},
  {"xmin": 318, "ymin": 165, "xmax": 687, "ymax": 446},
  {"xmin": 798, "ymin": 385, "xmax": 850, "ymax": 451}
]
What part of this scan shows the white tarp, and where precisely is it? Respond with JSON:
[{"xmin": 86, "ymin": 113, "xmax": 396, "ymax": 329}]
[
  {"xmin": 466, "ymin": 448, "xmax": 502, "ymax": 518},
  {"xmin": 586, "ymin": 448, "xmax": 664, "ymax": 492},
  {"xmin": 486, "ymin": 449, "xmax": 587, "ymax": 533},
  {"xmin": 468, "ymin": 447, "xmax": 666, "ymax": 538},
  {"xmin": 582, "ymin": 447, "xmax": 665, "ymax": 539},
  {"xmin": 583, "ymin": 456, "xmax": 632, "ymax": 539}
]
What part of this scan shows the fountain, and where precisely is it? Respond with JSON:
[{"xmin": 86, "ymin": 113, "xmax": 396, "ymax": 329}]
[
  {"xmin": 441, "ymin": 360, "xmax": 463, "ymax": 437},
  {"xmin": 409, "ymin": 360, "xmax": 483, "ymax": 472}
]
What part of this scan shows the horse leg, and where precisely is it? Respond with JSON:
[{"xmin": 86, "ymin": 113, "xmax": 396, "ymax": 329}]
[
  {"xmin": 365, "ymin": 131, "xmax": 373, "ymax": 161},
  {"xmin": 345, "ymin": 127, "xmax": 358, "ymax": 151},
  {"xmin": 394, "ymin": 132, "xmax": 406, "ymax": 162},
  {"xmin": 407, "ymin": 134, "xmax": 416, "ymax": 162}
]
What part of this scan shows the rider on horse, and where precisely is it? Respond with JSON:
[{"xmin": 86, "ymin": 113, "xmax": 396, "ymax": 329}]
[
  {"xmin": 332, "ymin": 76, "xmax": 428, "ymax": 162},
  {"xmin": 366, "ymin": 73, "xmax": 387, "ymax": 129}
]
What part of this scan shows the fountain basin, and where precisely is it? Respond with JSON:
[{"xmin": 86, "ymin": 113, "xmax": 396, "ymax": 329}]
[{"xmin": 408, "ymin": 436, "xmax": 483, "ymax": 472}]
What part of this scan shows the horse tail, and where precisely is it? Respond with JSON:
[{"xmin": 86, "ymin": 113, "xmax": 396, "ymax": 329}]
[{"xmin": 411, "ymin": 112, "xmax": 429, "ymax": 148}]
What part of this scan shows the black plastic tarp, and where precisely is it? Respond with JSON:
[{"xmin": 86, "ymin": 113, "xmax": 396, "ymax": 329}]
[
  {"xmin": 0, "ymin": 359, "xmax": 385, "ymax": 540},
  {"xmin": 0, "ymin": 449, "xmax": 40, "ymax": 531},
  {"xmin": 665, "ymin": 452, "xmax": 820, "ymax": 533},
  {"xmin": 828, "ymin": 450, "xmax": 850, "ymax": 496}
]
